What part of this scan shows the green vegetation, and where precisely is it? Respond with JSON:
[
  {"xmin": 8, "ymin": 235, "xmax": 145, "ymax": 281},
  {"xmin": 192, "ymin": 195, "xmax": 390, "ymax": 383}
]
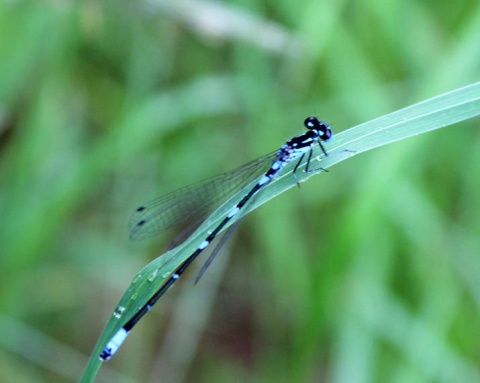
[{"xmin": 1, "ymin": 1, "xmax": 480, "ymax": 383}]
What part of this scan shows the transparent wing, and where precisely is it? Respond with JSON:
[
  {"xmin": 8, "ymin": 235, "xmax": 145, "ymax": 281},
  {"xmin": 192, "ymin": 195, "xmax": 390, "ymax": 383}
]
[
  {"xmin": 193, "ymin": 185, "xmax": 266, "ymax": 284},
  {"xmin": 129, "ymin": 151, "xmax": 278, "ymax": 240},
  {"xmin": 193, "ymin": 220, "xmax": 241, "ymax": 284}
]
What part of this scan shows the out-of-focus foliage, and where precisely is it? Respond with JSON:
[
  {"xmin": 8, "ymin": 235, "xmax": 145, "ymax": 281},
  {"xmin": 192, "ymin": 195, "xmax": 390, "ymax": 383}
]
[{"xmin": 1, "ymin": 1, "xmax": 479, "ymax": 382}]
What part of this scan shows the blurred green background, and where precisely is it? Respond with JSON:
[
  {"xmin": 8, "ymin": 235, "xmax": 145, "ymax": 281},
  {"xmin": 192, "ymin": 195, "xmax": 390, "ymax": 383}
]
[{"xmin": 1, "ymin": 1, "xmax": 480, "ymax": 382}]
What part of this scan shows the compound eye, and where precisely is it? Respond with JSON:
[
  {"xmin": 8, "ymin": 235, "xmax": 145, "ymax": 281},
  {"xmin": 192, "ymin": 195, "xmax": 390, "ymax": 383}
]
[
  {"xmin": 304, "ymin": 116, "xmax": 320, "ymax": 130},
  {"xmin": 304, "ymin": 116, "xmax": 332, "ymax": 140},
  {"xmin": 322, "ymin": 127, "xmax": 333, "ymax": 141}
]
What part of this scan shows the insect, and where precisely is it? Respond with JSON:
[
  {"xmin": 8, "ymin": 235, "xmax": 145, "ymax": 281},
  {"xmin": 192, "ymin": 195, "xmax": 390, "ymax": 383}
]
[{"xmin": 100, "ymin": 117, "xmax": 333, "ymax": 361}]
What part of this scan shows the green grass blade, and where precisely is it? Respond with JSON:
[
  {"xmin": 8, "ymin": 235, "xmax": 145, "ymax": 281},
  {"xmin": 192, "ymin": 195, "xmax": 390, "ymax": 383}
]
[{"xmin": 81, "ymin": 81, "xmax": 480, "ymax": 382}]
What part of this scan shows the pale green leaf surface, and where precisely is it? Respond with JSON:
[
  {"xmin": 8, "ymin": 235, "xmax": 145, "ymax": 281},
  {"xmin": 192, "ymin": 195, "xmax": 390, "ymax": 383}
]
[{"xmin": 81, "ymin": 81, "xmax": 480, "ymax": 382}]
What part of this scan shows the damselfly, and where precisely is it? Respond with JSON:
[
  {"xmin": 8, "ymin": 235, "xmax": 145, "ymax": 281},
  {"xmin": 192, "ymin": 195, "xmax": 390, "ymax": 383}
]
[{"xmin": 100, "ymin": 117, "xmax": 333, "ymax": 361}]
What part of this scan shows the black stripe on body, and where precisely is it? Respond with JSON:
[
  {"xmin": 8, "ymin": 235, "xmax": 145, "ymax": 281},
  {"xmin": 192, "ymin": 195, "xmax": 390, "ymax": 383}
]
[
  {"xmin": 121, "ymin": 151, "xmax": 305, "ymax": 333},
  {"xmin": 122, "ymin": 178, "xmax": 268, "ymax": 332}
]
